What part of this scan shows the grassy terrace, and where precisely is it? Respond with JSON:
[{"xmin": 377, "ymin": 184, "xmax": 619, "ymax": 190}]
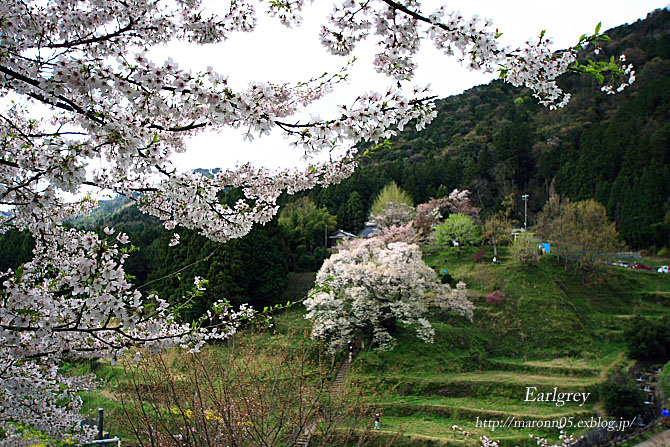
[
  {"xmin": 346, "ymin": 246, "xmax": 670, "ymax": 445},
  {"xmin": 71, "ymin": 246, "xmax": 670, "ymax": 446},
  {"xmin": 376, "ymin": 415, "xmax": 566, "ymax": 446},
  {"xmin": 374, "ymin": 395, "xmax": 593, "ymax": 416}
]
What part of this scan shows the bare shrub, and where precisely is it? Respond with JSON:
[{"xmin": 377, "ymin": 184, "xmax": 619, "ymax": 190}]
[
  {"xmin": 118, "ymin": 334, "xmax": 387, "ymax": 447},
  {"xmin": 486, "ymin": 290, "xmax": 507, "ymax": 306}
]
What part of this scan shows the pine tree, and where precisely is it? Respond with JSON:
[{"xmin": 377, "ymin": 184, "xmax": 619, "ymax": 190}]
[{"xmin": 607, "ymin": 175, "xmax": 630, "ymax": 227}]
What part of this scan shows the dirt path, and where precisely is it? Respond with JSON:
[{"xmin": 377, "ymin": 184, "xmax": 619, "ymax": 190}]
[{"xmin": 600, "ymin": 351, "xmax": 625, "ymax": 381}]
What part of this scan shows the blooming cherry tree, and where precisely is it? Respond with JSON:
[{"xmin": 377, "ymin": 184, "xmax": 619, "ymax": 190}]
[
  {"xmin": 0, "ymin": 0, "xmax": 633, "ymax": 442},
  {"xmin": 304, "ymin": 238, "xmax": 473, "ymax": 352},
  {"xmin": 416, "ymin": 189, "xmax": 481, "ymax": 235},
  {"xmin": 368, "ymin": 202, "xmax": 417, "ymax": 229}
]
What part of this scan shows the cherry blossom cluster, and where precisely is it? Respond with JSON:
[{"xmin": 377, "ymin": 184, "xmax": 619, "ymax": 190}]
[
  {"xmin": 365, "ymin": 202, "xmax": 421, "ymax": 243},
  {"xmin": 266, "ymin": 0, "xmax": 307, "ymax": 27},
  {"xmin": 320, "ymin": 1, "xmax": 373, "ymax": 56},
  {"xmin": 530, "ymin": 429, "xmax": 580, "ymax": 447},
  {"xmin": 0, "ymin": 226, "xmax": 253, "ymax": 443},
  {"xmin": 320, "ymin": 1, "xmax": 633, "ymax": 105},
  {"xmin": 304, "ymin": 238, "xmax": 473, "ymax": 352},
  {"xmin": 321, "ymin": 1, "xmax": 502, "ymax": 80},
  {"xmin": 452, "ymin": 425, "xmax": 502, "ymax": 447},
  {"xmin": 0, "ymin": 362, "xmax": 97, "ymax": 444},
  {"xmin": 416, "ymin": 189, "xmax": 481, "ymax": 235},
  {"xmin": 503, "ymin": 37, "xmax": 577, "ymax": 109},
  {"xmin": 370, "ymin": 222, "xmax": 422, "ymax": 244},
  {"xmin": 372, "ymin": 1, "xmax": 422, "ymax": 79},
  {"xmin": 425, "ymin": 8, "xmax": 500, "ymax": 73},
  {"xmin": 601, "ymin": 55, "xmax": 636, "ymax": 94},
  {"xmin": 367, "ymin": 201, "xmax": 417, "ymax": 229}
]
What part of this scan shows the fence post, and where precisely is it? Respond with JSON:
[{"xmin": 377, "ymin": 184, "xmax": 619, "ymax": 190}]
[{"xmin": 97, "ymin": 408, "xmax": 104, "ymax": 440}]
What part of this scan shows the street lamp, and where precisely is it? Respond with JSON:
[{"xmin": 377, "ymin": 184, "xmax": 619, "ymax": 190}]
[{"xmin": 522, "ymin": 194, "xmax": 529, "ymax": 230}]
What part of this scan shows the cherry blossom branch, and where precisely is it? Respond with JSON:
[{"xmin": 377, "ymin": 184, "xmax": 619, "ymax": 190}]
[
  {"xmin": 0, "ymin": 160, "xmax": 19, "ymax": 168},
  {"xmin": 47, "ymin": 19, "xmax": 137, "ymax": 48},
  {"xmin": 0, "ymin": 65, "xmax": 106, "ymax": 124}
]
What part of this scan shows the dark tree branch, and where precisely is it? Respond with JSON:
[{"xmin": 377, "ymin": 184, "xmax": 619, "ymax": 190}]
[
  {"xmin": 47, "ymin": 20, "xmax": 136, "ymax": 48},
  {"xmin": 0, "ymin": 159, "xmax": 20, "ymax": 168}
]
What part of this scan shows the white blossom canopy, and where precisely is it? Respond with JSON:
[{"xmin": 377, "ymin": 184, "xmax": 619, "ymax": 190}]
[{"xmin": 305, "ymin": 238, "xmax": 473, "ymax": 351}]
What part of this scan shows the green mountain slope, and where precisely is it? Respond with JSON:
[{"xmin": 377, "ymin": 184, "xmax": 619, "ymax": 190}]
[{"xmin": 305, "ymin": 9, "xmax": 670, "ymax": 249}]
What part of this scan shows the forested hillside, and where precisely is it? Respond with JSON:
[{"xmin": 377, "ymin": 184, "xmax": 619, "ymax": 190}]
[
  {"xmin": 2, "ymin": 9, "xmax": 669, "ymax": 317},
  {"xmin": 303, "ymin": 8, "xmax": 670, "ymax": 250}
]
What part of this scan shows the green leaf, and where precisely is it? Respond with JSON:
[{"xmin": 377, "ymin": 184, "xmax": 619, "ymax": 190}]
[{"xmin": 595, "ymin": 22, "xmax": 602, "ymax": 34}]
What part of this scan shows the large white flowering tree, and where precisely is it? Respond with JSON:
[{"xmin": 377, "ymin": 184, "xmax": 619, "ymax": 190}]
[
  {"xmin": 304, "ymin": 238, "xmax": 473, "ymax": 351},
  {"xmin": 0, "ymin": 0, "xmax": 634, "ymax": 443}
]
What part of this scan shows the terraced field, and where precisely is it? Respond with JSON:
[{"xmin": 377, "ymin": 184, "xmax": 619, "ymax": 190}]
[
  {"xmin": 346, "ymin": 247, "xmax": 670, "ymax": 446},
  {"xmin": 350, "ymin": 355, "xmax": 618, "ymax": 447}
]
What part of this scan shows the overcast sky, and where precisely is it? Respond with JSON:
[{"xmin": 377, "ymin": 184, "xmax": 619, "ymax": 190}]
[{"xmin": 153, "ymin": 0, "xmax": 669, "ymax": 172}]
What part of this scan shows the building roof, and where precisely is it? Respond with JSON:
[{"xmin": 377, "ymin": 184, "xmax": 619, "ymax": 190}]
[
  {"xmin": 329, "ymin": 229, "xmax": 356, "ymax": 239},
  {"xmin": 357, "ymin": 225, "xmax": 379, "ymax": 239}
]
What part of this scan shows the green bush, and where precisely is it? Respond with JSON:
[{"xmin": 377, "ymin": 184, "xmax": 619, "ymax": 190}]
[
  {"xmin": 511, "ymin": 231, "xmax": 539, "ymax": 265},
  {"xmin": 434, "ymin": 214, "xmax": 480, "ymax": 248},
  {"xmin": 623, "ymin": 316, "xmax": 670, "ymax": 361},
  {"xmin": 601, "ymin": 372, "xmax": 645, "ymax": 419}
]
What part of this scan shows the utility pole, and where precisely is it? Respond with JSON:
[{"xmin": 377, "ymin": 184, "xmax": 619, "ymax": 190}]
[{"xmin": 522, "ymin": 194, "xmax": 529, "ymax": 230}]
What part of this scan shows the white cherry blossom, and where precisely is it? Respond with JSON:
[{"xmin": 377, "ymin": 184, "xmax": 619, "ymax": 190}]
[{"xmin": 304, "ymin": 238, "xmax": 473, "ymax": 352}]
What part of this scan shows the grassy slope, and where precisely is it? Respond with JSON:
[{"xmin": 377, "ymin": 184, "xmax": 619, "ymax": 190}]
[
  {"xmin": 72, "ymin": 246, "xmax": 670, "ymax": 446},
  {"xmin": 350, "ymin": 245, "xmax": 670, "ymax": 446}
]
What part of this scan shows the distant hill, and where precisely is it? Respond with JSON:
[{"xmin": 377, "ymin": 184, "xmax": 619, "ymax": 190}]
[{"xmin": 69, "ymin": 195, "xmax": 135, "ymax": 228}]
